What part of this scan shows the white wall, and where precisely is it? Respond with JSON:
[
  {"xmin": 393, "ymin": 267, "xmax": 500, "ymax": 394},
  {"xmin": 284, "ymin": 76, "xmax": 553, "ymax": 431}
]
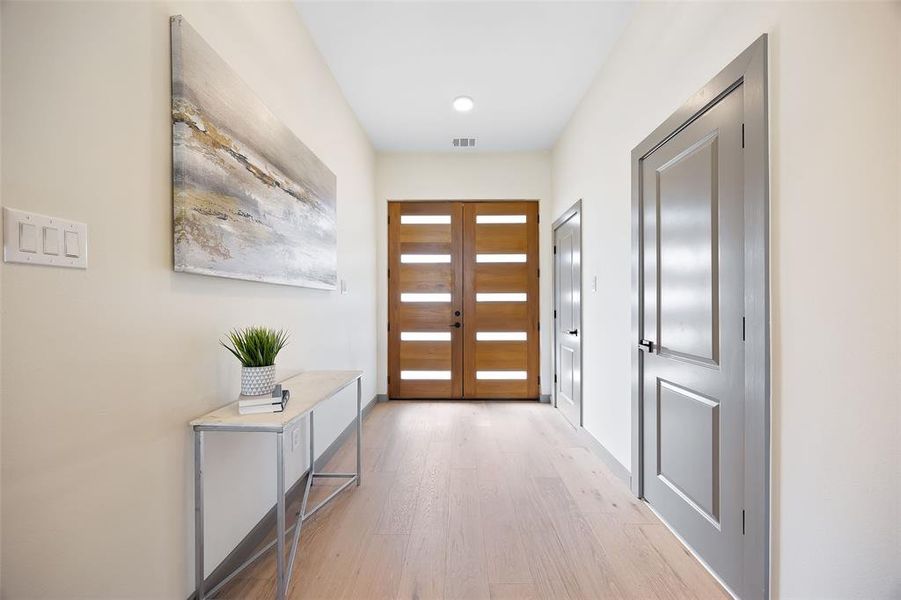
[
  {"xmin": 0, "ymin": 2, "xmax": 376, "ymax": 598},
  {"xmin": 374, "ymin": 152, "xmax": 553, "ymax": 397},
  {"xmin": 0, "ymin": 2, "xmax": 4, "ymax": 591},
  {"xmin": 551, "ymin": 2, "xmax": 900, "ymax": 598}
]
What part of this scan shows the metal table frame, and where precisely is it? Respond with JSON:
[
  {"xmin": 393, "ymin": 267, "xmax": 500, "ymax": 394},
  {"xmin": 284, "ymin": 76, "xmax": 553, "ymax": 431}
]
[{"xmin": 193, "ymin": 375, "xmax": 362, "ymax": 600}]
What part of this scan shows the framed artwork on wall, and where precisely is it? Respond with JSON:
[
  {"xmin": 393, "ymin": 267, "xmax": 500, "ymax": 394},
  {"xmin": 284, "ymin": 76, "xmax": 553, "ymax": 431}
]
[{"xmin": 170, "ymin": 15, "xmax": 337, "ymax": 290}]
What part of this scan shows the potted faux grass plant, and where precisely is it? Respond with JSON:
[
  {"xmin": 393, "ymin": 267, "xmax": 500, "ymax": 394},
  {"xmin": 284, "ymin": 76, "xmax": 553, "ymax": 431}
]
[{"xmin": 221, "ymin": 326, "xmax": 289, "ymax": 396}]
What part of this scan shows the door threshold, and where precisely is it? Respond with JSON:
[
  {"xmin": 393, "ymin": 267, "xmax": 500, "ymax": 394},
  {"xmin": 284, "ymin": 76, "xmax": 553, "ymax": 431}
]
[{"xmin": 386, "ymin": 397, "xmax": 540, "ymax": 402}]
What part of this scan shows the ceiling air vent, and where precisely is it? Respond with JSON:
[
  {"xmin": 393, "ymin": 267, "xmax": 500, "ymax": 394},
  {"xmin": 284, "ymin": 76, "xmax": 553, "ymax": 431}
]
[{"xmin": 452, "ymin": 138, "xmax": 476, "ymax": 148}]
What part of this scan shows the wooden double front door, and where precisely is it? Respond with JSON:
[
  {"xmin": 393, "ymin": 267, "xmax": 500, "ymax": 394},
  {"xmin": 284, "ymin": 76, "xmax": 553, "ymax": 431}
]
[{"xmin": 388, "ymin": 201, "xmax": 540, "ymax": 399}]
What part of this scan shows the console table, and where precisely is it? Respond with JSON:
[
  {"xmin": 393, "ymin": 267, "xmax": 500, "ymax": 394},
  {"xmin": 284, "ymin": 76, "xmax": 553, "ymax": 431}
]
[{"xmin": 191, "ymin": 370, "xmax": 363, "ymax": 600}]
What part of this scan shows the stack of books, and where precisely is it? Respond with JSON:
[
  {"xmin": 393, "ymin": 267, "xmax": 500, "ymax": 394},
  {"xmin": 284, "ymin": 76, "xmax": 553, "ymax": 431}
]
[{"xmin": 238, "ymin": 384, "xmax": 291, "ymax": 415}]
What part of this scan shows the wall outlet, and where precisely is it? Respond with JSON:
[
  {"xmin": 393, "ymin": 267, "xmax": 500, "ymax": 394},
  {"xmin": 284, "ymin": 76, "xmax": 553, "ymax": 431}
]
[{"xmin": 292, "ymin": 426, "xmax": 301, "ymax": 451}]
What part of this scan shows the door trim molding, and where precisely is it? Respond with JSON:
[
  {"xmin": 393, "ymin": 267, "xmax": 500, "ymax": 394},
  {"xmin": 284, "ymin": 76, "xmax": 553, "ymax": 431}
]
[
  {"xmin": 552, "ymin": 199, "xmax": 582, "ymax": 426},
  {"xmin": 630, "ymin": 35, "xmax": 769, "ymax": 600},
  {"xmin": 551, "ymin": 198, "xmax": 582, "ymax": 231}
]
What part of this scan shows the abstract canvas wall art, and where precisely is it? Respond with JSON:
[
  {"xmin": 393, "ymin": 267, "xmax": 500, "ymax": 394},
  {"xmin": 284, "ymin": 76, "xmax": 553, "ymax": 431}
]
[{"xmin": 170, "ymin": 16, "xmax": 337, "ymax": 290}]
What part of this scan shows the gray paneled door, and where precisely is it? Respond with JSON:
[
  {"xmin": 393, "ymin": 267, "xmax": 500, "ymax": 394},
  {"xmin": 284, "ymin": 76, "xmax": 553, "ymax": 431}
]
[
  {"xmin": 554, "ymin": 205, "xmax": 581, "ymax": 428},
  {"xmin": 639, "ymin": 86, "xmax": 745, "ymax": 590}
]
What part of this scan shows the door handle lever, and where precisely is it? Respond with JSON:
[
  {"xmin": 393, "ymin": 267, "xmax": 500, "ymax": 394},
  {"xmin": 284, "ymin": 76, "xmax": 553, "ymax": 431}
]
[
  {"xmin": 450, "ymin": 322, "xmax": 461, "ymax": 328},
  {"xmin": 638, "ymin": 339, "xmax": 654, "ymax": 353},
  {"xmin": 567, "ymin": 329, "xmax": 579, "ymax": 336}
]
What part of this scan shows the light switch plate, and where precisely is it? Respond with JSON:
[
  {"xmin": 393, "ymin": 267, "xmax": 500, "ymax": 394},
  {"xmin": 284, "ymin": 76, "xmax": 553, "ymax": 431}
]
[{"xmin": 3, "ymin": 207, "xmax": 87, "ymax": 269}]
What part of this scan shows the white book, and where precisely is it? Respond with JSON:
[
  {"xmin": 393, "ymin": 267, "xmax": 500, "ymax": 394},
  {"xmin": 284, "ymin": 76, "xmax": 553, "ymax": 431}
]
[
  {"xmin": 238, "ymin": 403, "xmax": 284, "ymax": 415},
  {"xmin": 238, "ymin": 395, "xmax": 282, "ymax": 408}
]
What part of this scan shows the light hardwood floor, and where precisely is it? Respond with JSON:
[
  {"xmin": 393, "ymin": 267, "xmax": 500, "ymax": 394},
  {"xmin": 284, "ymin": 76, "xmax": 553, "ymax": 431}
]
[{"xmin": 213, "ymin": 401, "xmax": 729, "ymax": 600}]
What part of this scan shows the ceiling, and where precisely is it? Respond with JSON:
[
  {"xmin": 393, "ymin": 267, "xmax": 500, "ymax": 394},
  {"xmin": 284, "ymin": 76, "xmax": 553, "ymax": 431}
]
[{"xmin": 295, "ymin": 1, "xmax": 636, "ymax": 152}]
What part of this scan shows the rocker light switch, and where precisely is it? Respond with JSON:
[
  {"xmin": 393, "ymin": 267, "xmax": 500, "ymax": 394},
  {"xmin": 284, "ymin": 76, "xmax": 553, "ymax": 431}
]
[
  {"xmin": 43, "ymin": 226, "xmax": 60, "ymax": 255},
  {"xmin": 4, "ymin": 207, "xmax": 87, "ymax": 268},
  {"xmin": 64, "ymin": 230, "xmax": 80, "ymax": 258},
  {"xmin": 18, "ymin": 222, "xmax": 37, "ymax": 253}
]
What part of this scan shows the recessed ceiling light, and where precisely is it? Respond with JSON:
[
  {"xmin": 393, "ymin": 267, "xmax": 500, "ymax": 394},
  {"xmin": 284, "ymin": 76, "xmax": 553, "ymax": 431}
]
[{"xmin": 453, "ymin": 96, "xmax": 474, "ymax": 112}]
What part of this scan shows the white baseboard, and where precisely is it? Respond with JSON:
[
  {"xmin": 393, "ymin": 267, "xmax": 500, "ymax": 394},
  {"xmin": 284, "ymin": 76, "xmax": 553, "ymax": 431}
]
[{"xmin": 578, "ymin": 427, "xmax": 631, "ymax": 486}]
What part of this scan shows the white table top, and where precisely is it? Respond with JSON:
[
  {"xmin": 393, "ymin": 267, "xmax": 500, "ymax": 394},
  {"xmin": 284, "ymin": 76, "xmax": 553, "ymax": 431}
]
[{"xmin": 191, "ymin": 370, "xmax": 363, "ymax": 432}]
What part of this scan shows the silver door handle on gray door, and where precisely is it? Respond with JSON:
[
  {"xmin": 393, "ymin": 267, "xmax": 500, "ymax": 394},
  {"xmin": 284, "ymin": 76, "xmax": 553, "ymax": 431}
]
[
  {"xmin": 567, "ymin": 329, "xmax": 579, "ymax": 336},
  {"xmin": 638, "ymin": 339, "xmax": 654, "ymax": 353}
]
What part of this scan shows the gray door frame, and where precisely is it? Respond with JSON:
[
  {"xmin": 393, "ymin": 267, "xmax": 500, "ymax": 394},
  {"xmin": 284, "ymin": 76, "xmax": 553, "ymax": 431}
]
[
  {"xmin": 630, "ymin": 35, "xmax": 769, "ymax": 600},
  {"xmin": 552, "ymin": 199, "xmax": 583, "ymax": 427}
]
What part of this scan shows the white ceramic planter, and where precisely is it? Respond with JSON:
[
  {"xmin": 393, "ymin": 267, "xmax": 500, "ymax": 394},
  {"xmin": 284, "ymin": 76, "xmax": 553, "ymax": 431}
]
[{"xmin": 241, "ymin": 365, "xmax": 276, "ymax": 396}]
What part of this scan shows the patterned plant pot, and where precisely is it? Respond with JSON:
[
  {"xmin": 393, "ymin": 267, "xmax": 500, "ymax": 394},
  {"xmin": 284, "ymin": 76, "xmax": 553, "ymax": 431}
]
[{"xmin": 241, "ymin": 365, "xmax": 277, "ymax": 396}]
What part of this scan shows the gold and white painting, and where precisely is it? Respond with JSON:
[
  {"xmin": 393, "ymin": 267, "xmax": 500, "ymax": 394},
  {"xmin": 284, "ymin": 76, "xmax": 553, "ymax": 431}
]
[{"xmin": 170, "ymin": 16, "xmax": 337, "ymax": 290}]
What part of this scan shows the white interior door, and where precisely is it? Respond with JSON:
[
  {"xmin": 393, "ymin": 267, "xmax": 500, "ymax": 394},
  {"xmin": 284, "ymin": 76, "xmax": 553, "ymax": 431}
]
[
  {"xmin": 554, "ymin": 208, "xmax": 581, "ymax": 427},
  {"xmin": 639, "ymin": 86, "xmax": 746, "ymax": 591}
]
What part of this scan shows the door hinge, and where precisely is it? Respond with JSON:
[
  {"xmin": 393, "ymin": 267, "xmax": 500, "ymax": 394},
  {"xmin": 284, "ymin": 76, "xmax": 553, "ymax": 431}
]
[
  {"xmin": 742, "ymin": 509, "xmax": 746, "ymax": 535},
  {"xmin": 554, "ymin": 373, "xmax": 558, "ymax": 383},
  {"xmin": 387, "ymin": 321, "xmax": 390, "ymax": 332},
  {"xmin": 553, "ymin": 245, "xmax": 557, "ymax": 254},
  {"xmin": 742, "ymin": 316, "xmax": 746, "ymax": 341},
  {"xmin": 538, "ymin": 375, "xmax": 541, "ymax": 384},
  {"xmin": 387, "ymin": 215, "xmax": 390, "ymax": 224},
  {"xmin": 554, "ymin": 309, "xmax": 557, "ymax": 319},
  {"xmin": 741, "ymin": 123, "xmax": 745, "ymax": 149},
  {"xmin": 387, "ymin": 375, "xmax": 390, "ymax": 384},
  {"xmin": 537, "ymin": 268, "xmax": 540, "ymax": 278},
  {"xmin": 387, "ymin": 268, "xmax": 390, "ymax": 279},
  {"xmin": 537, "ymin": 213, "xmax": 540, "ymax": 223},
  {"xmin": 537, "ymin": 321, "xmax": 540, "ymax": 332}
]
